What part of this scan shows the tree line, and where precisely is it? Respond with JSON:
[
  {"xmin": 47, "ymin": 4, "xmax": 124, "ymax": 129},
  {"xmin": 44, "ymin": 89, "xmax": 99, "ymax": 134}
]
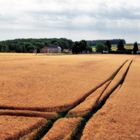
[
  {"xmin": 0, "ymin": 38, "xmax": 73, "ymax": 53},
  {"xmin": 95, "ymin": 40, "xmax": 139, "ymax": 54},
  {"xmin": 0, "ymin": 38, "xmax": 139, "ymax": 54},
  {"xmin": 72, "ymin": 39, "xmax": 139, "ymax": 54}
]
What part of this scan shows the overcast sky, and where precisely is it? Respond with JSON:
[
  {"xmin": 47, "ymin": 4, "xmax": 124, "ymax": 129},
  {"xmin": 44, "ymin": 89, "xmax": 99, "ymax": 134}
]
[{"xmin": 0, "ymin": 0, "xmax": 140, "ymax": 42}]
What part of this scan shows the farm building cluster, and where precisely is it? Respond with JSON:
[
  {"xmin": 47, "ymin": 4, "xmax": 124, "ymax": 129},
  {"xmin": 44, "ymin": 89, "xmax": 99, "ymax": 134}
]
[{"xmin": 35, "ymin": 45, "xmax": 62, "ymax": 54}]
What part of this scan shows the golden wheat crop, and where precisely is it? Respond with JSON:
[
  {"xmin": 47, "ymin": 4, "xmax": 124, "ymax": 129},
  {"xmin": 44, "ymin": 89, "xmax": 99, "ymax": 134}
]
[
  {"xmin": 42, "ymin": 118, "xmax": 82, "ymax": 140},
  {"xmin": 0, "ymin": 115, "xmax": 47, "ymax": 140},
  {"xmin": 81, "ymin": 58, "xmax": 140, "ymax": 140},
  {"xmin": 0, "ymin": 109, "xmax": 58, "ymax": 119},
  {"xmin": 67, "ymin": 81, "xmax": 110, "ymax": 117},
  {"xmin": 0, "ymin": 54, "xmax": 131, "ymax": 112},
  {"xmin": 0, "ymin": 53, "xmax": 137, "ymax": 140},
  {"xmin": 67, "ymin": 59, "xmax": 132, "ymax": 117}
]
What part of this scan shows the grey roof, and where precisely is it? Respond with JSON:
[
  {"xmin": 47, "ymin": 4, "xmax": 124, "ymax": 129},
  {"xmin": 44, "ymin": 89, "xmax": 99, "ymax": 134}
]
[{"xmin": 48, "ymin": 44, "xmax": 61, "ymax": 48}]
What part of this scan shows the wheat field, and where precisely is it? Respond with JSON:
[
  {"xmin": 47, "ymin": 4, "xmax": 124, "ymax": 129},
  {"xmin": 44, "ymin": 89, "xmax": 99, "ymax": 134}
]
[{"xmin": 0, "ymin": 53, "xmax": 139, "ymax": 140}]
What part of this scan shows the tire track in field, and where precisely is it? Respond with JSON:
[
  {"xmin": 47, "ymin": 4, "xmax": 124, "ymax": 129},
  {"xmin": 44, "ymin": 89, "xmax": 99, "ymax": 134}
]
[
  {"xmin": 0, "ymin": 60, "xmax": 129, "ymax": 140},
  {"xmin": 0, "ymin": 59, "xmax": 127, "ymax": 113},
  {"xmin": 71, "ymin": 59, "xmax": 133, "ymax": 140},
  {"xmin": 34, "ymin": 60, "xmax": 130, "ymax": 140}
]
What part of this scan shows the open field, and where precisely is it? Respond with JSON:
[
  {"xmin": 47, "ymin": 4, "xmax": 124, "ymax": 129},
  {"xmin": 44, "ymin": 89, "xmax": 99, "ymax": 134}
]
[
  {"xmin": 0, "ymin": 54, "xmax": 131, "ymax": 111},
  {"xmin": 0, "ymin": 53, "xmax": 139, "ymax": 140}
]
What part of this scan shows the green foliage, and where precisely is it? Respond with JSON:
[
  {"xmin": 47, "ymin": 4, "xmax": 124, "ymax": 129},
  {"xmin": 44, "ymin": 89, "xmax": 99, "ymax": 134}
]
[
  {"xmin": 105, "ymin": 40, "xmax": 112, "ymax": 51},
  {"xmin": 72, "ymin": 40, "xmax": 92, "ymax": 54},
  {"xmin": 72, "ymin": 41, "xmax": 80, "ymax": 54},
  {"xmin": 0, "ymin": 38, "xmax": 73, "ymax": 53},
  {"xmin": 79, "ymin": 40, "xmax": 87, "ymax": 51},
  {"xmin": 133, "ymin": 42, "xmax": 138, "ymax": 54},
  {"xmin": 117, "ymin": 40, "xmax": 125, "ymax": 51},
  {"xmin": 96, "ymin": 43, "xmax": 106, "ymax": 53}
]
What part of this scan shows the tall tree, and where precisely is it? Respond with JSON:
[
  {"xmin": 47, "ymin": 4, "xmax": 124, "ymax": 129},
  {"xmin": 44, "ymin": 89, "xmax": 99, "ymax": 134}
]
[
  {"xmin": 105, "ymin": 40, "xmax": 111, "ymax": 51},
  {"xmin": 133, "ymin": 42, "xmax": 138, "ymax": 54},
  {"xmin": 79, "ymin": 40, "xmax": 87, "ymax": 53},
  {"xmin": 72, "ymin": 41, "xmax": 80, "ymax": 54},
  {"xmin": 117, "ymin": 40, "xmax": 125, "ymax": 51}
]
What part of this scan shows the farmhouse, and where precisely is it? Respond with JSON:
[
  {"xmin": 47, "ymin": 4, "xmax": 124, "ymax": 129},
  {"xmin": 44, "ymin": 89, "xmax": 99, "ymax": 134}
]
[{"xmin": 40, "ymin": 45, "xmax": 62, "ymax": 53}]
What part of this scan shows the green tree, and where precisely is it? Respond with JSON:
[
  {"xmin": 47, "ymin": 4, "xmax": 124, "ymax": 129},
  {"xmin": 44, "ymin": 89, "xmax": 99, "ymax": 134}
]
[
  {"xmin": 133, "ymin": 42, "xmax": 138, "ymax": 54},
  {"xmin": 117, "ymin": 40, "xmax": 125, "ymax": 51},
  {"xmin": 96, "ymin": 43, "xmax": 105, "ymax": 53},
  {"xmin": 72, "ymin": 41, "xmax": 80, "ymax": 54},
  {"xmin": 105, "ymin": 40, "xmax": 111, "ymax": 51},
  {"xmin": 79, "ymin": 40, "xmax": 87, "ymax": 53}
]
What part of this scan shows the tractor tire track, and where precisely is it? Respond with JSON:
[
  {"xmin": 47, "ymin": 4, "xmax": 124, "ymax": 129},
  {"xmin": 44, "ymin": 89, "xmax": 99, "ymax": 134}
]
[
  {"xmin": 70, "ymin": 59, "xmax": 133, "ymax": 140},
  {"xmin": 34, "ymin": 60, "xmax": 130, "ymax": 140}
]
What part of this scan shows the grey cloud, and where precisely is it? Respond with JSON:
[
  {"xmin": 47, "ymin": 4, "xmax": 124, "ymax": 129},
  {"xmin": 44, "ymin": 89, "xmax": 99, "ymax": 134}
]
[
  {"xmin": 0, "ymin": 0, "xmax": 140, "ymax": 42},
  {"xmin": 27, "ymin": 6, "xmax": 140, "ymax": 23},
  {"xmin": 98, "ymin": 8, "xmax": 140, "ymax": 20},
  {"xmin": 25, "ymin": 7, "xmax": 140, "ymax": 31},
  {"xmin": 0, "ymin": 15, "xmax": 17, "ymax": 22}
]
